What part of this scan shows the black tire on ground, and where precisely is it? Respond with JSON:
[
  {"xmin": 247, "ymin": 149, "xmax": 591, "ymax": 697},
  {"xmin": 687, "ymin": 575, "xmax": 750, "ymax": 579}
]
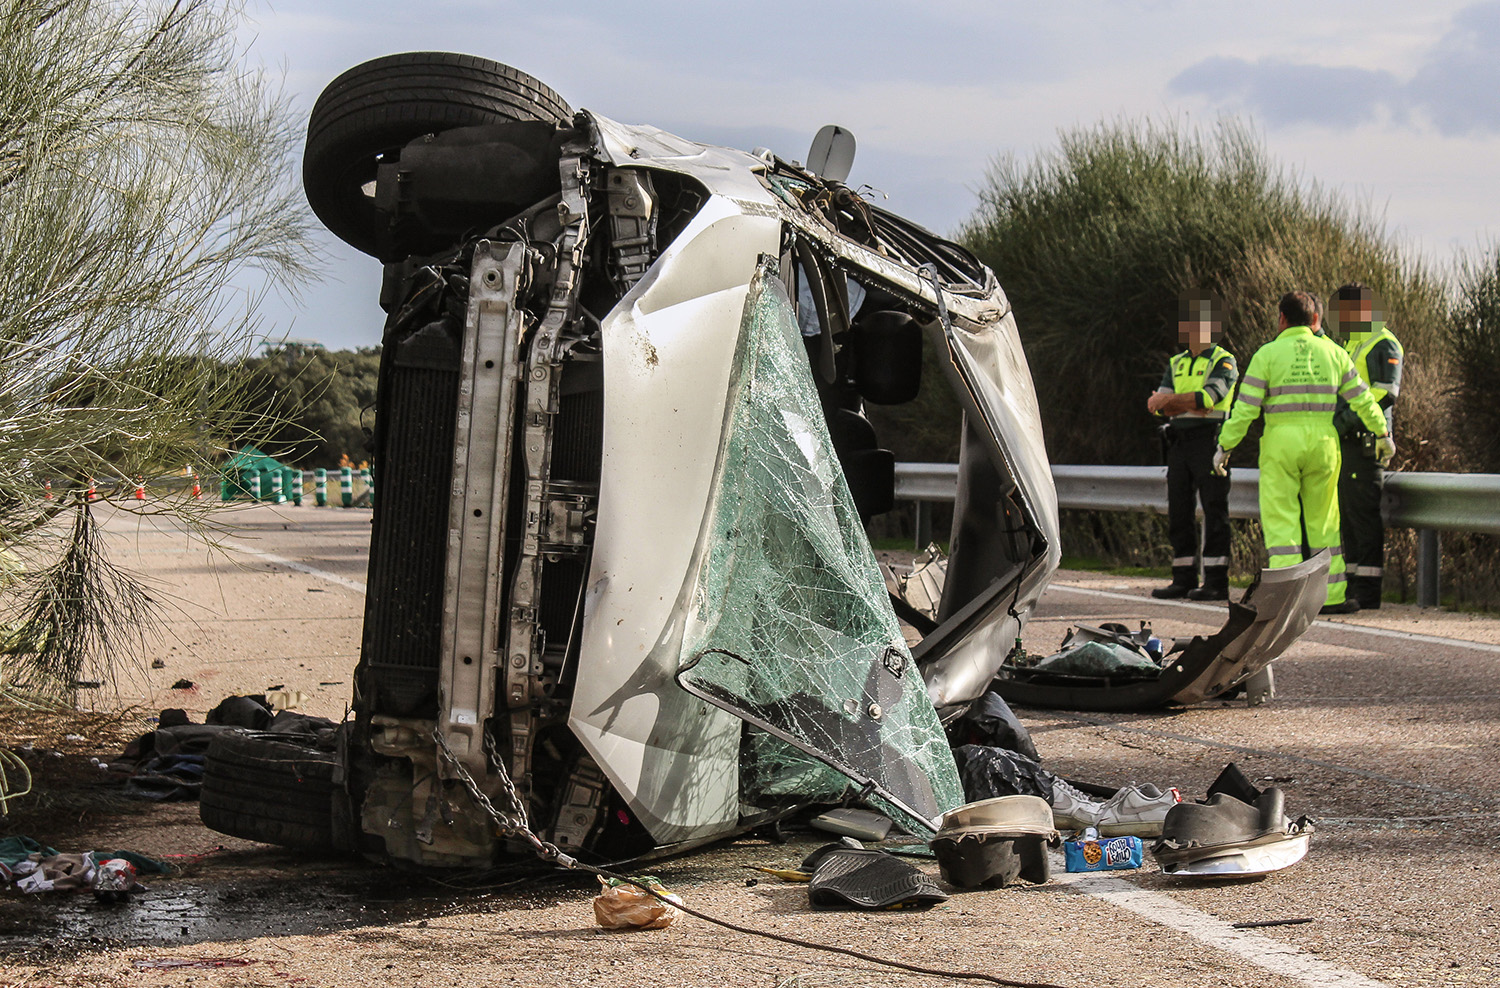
[
  {"xmin": 199, "ymin": 731, "xmax": 338, "ymax": 851},
  {"xmin": 303, "ymin": 51, "xmax": 574, "ymax": 259}
]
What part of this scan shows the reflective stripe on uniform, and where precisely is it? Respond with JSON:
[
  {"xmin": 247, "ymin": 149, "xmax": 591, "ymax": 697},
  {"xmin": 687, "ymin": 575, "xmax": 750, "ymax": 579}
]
[
  {"xmin": 1265, "ymin": 401, "xmax": 1336, "ymax": 413},
  {"xmin": 1238, "ymin": 392, "xmax": 1263, "ymax": 408},
  {"xmin": 1341, "ymin": 380, "xmax": 1370, "ymax": 400},
  {"xmin": 1328, "ymin": 572, "xmax": 1346, "ymax": 584},
  {"xmin": 1172, "ymin": 556, "xmax": 1196, "ymax": 567},
  {"xmin": 1268, "ymin": 384, "xmax": 1336, "ymax": 395},
  {"xmin": 1267, "ymin": 545, "xmax": 1301, "ymax": 556},
  {"xmin": 1241, "ymin": 375, "xmax": 1268, "ymax": 390},
  {"xmin": 1202, "ymin": 556, "xmax": 1229, "ymax": 567},
  {"xmin": 1351, "ymin": 565, "xmax": 1384, "ymax": 577}
]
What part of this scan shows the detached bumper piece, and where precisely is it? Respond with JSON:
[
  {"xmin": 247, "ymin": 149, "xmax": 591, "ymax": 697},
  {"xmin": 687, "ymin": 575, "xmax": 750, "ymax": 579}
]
[
  {"xmin": 992, "ymin": 553, "xmax": 1330, "ymax": 711},
  {"xmin": 1151, "ymin": 764, "xmax": 1313, "ymax": 878}
]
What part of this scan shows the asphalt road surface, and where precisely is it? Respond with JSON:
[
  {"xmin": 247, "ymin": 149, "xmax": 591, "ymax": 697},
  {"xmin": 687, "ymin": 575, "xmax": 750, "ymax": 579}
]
[{"xmin": 9, "ymin": 503, "xmax": 1498, "ymax": 988}]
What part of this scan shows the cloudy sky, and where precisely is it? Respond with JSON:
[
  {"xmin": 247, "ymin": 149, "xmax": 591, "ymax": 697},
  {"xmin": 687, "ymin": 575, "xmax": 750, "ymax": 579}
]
[{"xmin": 238, "ymin": 0, "xmax": 1500, "ymax": 349}]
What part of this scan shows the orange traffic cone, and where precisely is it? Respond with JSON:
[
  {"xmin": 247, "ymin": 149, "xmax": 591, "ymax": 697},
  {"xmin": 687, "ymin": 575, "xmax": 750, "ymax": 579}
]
[
  {"xmin": 190, "ymin": 467, "xmax": 201, "ymax": 500},
  {"xmin": 86, "ymin": 478, "xmax": 98, "ymax": 502},
  {"xmin": 43, "ymin": 480, "xmax": 53, "ymax": 501},
  {"xmin": 134, "ymin": 476, "xmax": 145, "ymax": 500}
]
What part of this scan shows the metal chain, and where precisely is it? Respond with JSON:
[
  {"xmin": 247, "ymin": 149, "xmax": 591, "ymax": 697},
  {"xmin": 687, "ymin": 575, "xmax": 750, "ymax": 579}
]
[
  {"xmin": 431, "ymin": 727, "xmax": 574, "ymax": 863},
  {"xmin": 481, "ymin": 730, "xmax": 532, "ymax": 830}
]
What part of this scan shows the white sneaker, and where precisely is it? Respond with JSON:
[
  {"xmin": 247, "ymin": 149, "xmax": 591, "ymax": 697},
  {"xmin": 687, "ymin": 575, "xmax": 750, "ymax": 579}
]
[
  {"xmin": 1050, "ymin": 779, "xmax": 1104, "ymax": 832},
  {"xmin": 1096, "ymin": 783, "xmax": 1181, "ymax": 837}
]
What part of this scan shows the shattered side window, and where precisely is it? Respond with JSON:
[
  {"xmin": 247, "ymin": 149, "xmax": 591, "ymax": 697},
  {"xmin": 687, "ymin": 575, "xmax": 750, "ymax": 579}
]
[{"xmin": 676, "ymin": 258, "xmax": 964, "ymax": 832}]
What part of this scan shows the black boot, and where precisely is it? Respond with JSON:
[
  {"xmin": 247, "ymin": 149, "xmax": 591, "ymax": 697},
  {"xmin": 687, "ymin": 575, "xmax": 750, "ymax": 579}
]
[
  {"xmin": 1187, "ymin": 566, "xmax": 1229, "ymax": 601},
  {"xmin": 1152, "ymin": 565, "xmax": 1197, "ymax": 599},
  {"xmin": 1348, "ymin": 575, "xmax": 1382, "ymax": 610}
]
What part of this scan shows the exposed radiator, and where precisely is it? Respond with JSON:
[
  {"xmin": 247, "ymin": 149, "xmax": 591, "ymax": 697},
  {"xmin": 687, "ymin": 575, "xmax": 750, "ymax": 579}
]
[{"xmin": 360, "ymin": 318, "xmax": 462, "ymax": 717}]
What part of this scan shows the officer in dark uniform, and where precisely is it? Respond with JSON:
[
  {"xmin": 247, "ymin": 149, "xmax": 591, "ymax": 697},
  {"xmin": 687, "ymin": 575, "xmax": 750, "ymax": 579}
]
[
  {"xmin": 1147, "ymin": 292, "xmax": 1238, "ymax": 600},
  {"xmin": 1331, "ymin": 283, "xmax": 1402, "ymax": 609}
]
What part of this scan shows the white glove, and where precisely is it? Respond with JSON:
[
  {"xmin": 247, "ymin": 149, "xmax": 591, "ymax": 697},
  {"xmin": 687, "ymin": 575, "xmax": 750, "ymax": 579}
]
[
  {"xmin": 1212, "ymin": 446, "xmax": 1230, "ymax": 476},
  {"xmin": 1375, "ymin": 434, "xmax": 1395, "ymax": 467}
]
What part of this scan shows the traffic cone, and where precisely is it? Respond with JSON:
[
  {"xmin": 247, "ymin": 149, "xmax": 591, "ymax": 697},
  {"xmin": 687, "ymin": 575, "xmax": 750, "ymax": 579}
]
[
  {"xmin": 87, "ymin": 479, "xmax": 98, "ymax": 502},
  {"xmin": 134, "ymin": 476, "xmax": 146, "ymax": 500},
  {"xmin": 188, "ymin": 466, "xmax": 201, "ymax": 499},
  {"xmin": 43, "ymin": 480, "xmax": 53, "ymax": 501}
]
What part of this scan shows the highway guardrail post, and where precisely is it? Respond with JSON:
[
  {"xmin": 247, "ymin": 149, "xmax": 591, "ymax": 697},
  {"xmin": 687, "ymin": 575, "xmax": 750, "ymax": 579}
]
[
  {"xmin": 913, "ymin": 501, "xmax": 932, "ymax": 551},
  {"xmin": 1417, "ymin": 529, "xmax": 1441, "ymax": 608}
]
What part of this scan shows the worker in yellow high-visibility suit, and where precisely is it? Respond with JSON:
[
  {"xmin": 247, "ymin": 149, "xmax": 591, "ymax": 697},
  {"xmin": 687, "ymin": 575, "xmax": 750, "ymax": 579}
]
[{"xmin": 1214, "ymin": 292, "xmax": 1393, "ymax": 614}]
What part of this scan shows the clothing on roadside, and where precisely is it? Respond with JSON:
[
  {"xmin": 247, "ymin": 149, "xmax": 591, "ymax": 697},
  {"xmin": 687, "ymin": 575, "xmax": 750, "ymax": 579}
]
[
  {"xmin": 1334, "ymin": 323, "xmax": 1404, "ymax": 608},
  {"xmin": 1156, "ymin": 345, "xmax": 1237, "ymax": 594},
  {"xmin": 1217, "ymin": 325, "xmax": 1387, "ymax": 606}
]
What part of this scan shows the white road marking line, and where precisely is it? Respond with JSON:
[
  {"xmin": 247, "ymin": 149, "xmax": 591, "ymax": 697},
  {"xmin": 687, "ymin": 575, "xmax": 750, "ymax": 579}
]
[
  {"xmin": 223, "ymin": 541, "xmax": 368, "ymax": 595},
  {"xmin": 1049, "ymin": 582, "xmax": 1500, "ymax": 655},
  {"xmin": 1056, "ymin": 871, "xmax": 1392, "ymax": 988}
]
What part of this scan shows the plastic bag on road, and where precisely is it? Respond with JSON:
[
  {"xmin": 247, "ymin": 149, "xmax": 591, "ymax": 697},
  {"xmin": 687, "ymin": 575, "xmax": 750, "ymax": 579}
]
[
  {"xmin": 952, "ymin": 744, "xmax": 1056, "ymax": 802},
  {"xmin": 592, "ymin": 875, "xmax": 684, "ymax": 930}
]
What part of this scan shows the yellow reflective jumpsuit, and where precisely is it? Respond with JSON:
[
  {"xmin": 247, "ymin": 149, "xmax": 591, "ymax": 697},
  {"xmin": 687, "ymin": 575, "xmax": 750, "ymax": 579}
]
[{"xmin": 1218, "ymin": 325, "xmax": 1388, "ymax": 605}]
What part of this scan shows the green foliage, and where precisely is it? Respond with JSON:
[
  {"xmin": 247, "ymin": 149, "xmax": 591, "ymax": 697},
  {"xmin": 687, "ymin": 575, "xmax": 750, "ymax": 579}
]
[
  {"xmin": 0, "ymin": 0, "xmax": 314, "ymax": 704},
  {"xmin": 237, "ymin": 346, "xmax": 381, "ymax": 466},
  {"xmin": 1446, "ymin": 251, "xmax": 1500, "ymax": 473},
  {"xmin": 960, "ymin": 117, "xmax": 1448, "ymax": 467}
]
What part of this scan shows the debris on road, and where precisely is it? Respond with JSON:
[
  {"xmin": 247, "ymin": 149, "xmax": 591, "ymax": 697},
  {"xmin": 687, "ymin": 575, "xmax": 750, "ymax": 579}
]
[
  {"xmin": 930, "ymin": 795, "xmax": 1057, "ymax": 889},
  {"xmin": 92, "ymin": 857, "xmax": 140, "ymax": 902},
  {"xmin": 1152, "ymin": 763, "xmax": 1314, "ymax": 878},
  {"xmin": 1063, "ymin": 830, "xmax": 1143, "ymax": 872},
  {"xmin": 0, "ymin": 837, "xmax": 166, "ymax": 894},
  {"xmin": 803, "ymin": 840, "xmax": 948, "ymax": 909},
  {"xmin": 102, "ymin": 695, "xmax": 338, "ymax": 802},
  {"xmin": 1231, "ymin": 917, "xmax": 1315, "ymax": 929},
  {"xmin": 809, "ymin": 808, "xmax": 892, "ymax": 841},
  {"xmin": 592, "ymin": 875, "xmax": 684, "ymax": 930},
  {"xmin": 132, "ymin": 958, "xmax": 258, "ymax": 970},
  {"xmin": 991, "ymin": 555, "xmax": 1330, "ymax": 711}
]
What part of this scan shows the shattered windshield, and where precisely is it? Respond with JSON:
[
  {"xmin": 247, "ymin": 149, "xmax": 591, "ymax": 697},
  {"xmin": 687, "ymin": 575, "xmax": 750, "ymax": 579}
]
[{"xmin": 676, "ymin": 258, "xmax": 964, "ymax": 832}]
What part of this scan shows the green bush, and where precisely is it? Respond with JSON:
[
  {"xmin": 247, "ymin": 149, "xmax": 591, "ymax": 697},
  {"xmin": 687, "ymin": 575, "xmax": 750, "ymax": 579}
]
[{"xmin": 1446, "ymin": 251, "xmax": 1500, "ymax": 473}]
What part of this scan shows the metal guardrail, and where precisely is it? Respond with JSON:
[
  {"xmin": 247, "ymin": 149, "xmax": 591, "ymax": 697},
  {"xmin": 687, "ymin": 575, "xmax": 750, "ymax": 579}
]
[{"xmin": 894, "ymin": 463, "xmax": 1500, "ymax": 607}]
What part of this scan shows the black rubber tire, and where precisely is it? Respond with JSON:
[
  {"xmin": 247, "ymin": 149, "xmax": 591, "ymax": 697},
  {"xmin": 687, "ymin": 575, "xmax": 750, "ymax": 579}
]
[
  {"xmin": 199, "ymin": 731, "xmax": 338, "ymax": 851},
  {"xmin": 303, "ymin": 51, "xmax": 573, "ymax": 258}
]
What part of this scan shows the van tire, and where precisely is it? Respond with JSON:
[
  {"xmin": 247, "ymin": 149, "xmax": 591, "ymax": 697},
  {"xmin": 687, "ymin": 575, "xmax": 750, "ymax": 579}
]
[
  {"xmin": 303, "ymin": 52, "xmax": 573, "ymax": 258},
  {"xmin": 199, "ymin": 731, "xmax": 338, "ymax": 851}
]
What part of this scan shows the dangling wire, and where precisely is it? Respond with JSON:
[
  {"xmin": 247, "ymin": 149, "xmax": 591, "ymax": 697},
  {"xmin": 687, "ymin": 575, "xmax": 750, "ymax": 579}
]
[{"xmin": 0, "ymin": 748, "xmax": 34, "ymax": 816}]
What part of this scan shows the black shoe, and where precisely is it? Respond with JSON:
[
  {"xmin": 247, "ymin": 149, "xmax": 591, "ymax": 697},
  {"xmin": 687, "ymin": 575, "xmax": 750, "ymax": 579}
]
[
  {"xmin": 1354, "ymin": 597, "xmax": 1381, "ymax": 610},
  {"xmin": 1152, "ymin": 584, "xmax": 1195, "ymax": 599},
  {"xmin": 1186, "ymin": 586, "xmax": 1228, "ymax": 601},
  {"xmin": 1319, "ymin": 599, "xmax": 1361, "ymax": 615}
]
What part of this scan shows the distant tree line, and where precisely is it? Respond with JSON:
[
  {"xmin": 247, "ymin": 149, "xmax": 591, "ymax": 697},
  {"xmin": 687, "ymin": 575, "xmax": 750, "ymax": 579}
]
[{"xmin": 234, "ymin": 345, "xmax": 381, "ymax": 467}]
